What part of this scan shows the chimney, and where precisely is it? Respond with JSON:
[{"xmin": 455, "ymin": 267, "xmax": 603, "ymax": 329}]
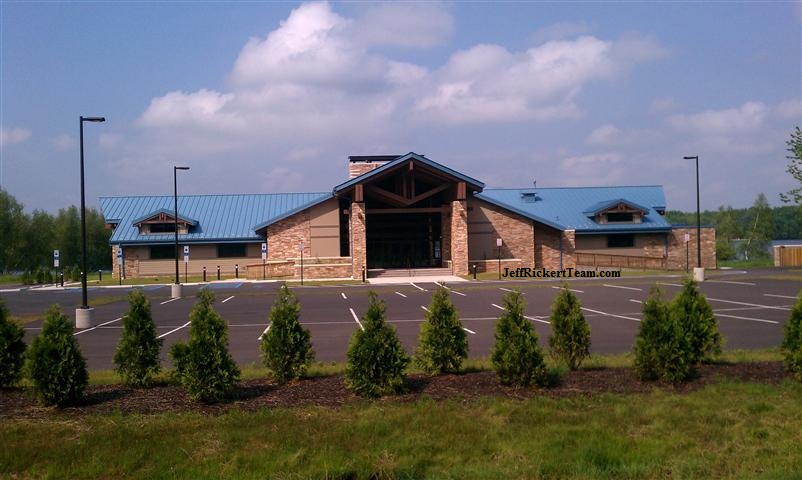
[{"xmin": 348, "ymin": 155, "xmax": 399, "ymax": 179}]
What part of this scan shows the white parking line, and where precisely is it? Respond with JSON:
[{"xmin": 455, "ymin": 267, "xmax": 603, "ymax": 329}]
[
  {"xmin": 491, "ymin": 303, "xmax": 549, "ymax": 324},
  {"xmin": 258, "ymin": 324, "xmax": 270, "ymax": 340},
  {"xmin": 581, "ymin": 307, "xmax": 640, "ymax": 322},
  {"xmin": 462, "ymin": 327, "xmax": 476, "ymax": 335},
  {"xmin": 552, "ymin": 286, "xmax": 584, "ymax": 293},
  {"xmin": 629, "ymin": 299, "xmax": 643, "ymax": 304},
  {"xmin": 499, "ymin": 287, "xmax": 523, "ymax": 294},
  {"xmin": 160, "ymin": 297, "xmax": 181, "ymax": 305},
  {"xmin": 349, "ymin": 308, "xmax": 364, "ymax": 330},
  {"xmin": 221, "ymin": 295, "xmax": 235, "ymax": 303},
  {"xmin": 764, "ymin": 293, "xmax": 798, "ymax": 300},
  {"xmin": 157, "ymin": 321, "xmax": 191, "ymax": 339},
  {"xmin": 410, "ymin": 282, "xmax": 426, "ymax": 291},
  {"xmin": 73, "ymin": 317, "xmax": 124, "ymax": 336},
  {"xmin": 708, "ymin": 298, "xmax": 791, "ymax": 311},
  {"xmin": 434, "ymin": 281, "xmax": 467, "ymax": 296},
  {"xmin": 0, "ymin": 288, "xmax": 22, "ymax": 293},
  {"xmin": 657, "ymin": 282, "xmax": 683, "ymax": 287},
  {"xmin": 716, "ymin": 313, "xmax": 778, "ymax": 325},
  {"xmin": 421, "ymin": 306, "xmax": 429, "ymax": 312},
  {"xmin": 604, "ymin": 284, "xmax": 643, "ymax": 291},
  {"xmin": 395, "ymin": 291, "xmax": 407, "ymax": 298},
  {"xmin": 707, "ymin": 280, "xmax": 756, "ymax": 286},
  {"xmin": 341, "ymin": 292, "xmax": 347, "ymax": 299}
]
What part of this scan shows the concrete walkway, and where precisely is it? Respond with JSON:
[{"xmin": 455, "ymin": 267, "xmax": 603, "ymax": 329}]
[{"xmin": 368, "ymin": 275, "xmax": 468, "ymax": 285}]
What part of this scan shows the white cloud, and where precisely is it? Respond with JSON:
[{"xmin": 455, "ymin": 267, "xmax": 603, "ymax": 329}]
[
  {"xmin": 0, "ymin": 127, "xmax": 31, "ymax": 148},
  {"xmin": 775, "ymin": 98, "xmax": 801, "ymax": 120},
  {"xmin": 667, "ymin": 101, "xmax": 769, "ymax": 134},
  {"xmin": 586, "ymin": 124, "xmax": 622, "ymax": 145},
  {"xmin": 49, "ymin": 134, "xmax": 76, "ymax": 152},
  {"xmin": 531, "ymin": 21, "xmax": 593, "ymax": 44},
  {"xmin": 559, "ymin": 152, "xmax": 626, "ymax": 185},
  {"xmin": 649, "ymin": 97, "xmax": 679, "ymax": 114},
  {"xmin": 354, "ymin": 2, "xmax": 454, "ymax": 48}
]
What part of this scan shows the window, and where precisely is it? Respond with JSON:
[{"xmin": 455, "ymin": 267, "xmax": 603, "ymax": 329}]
[
  {"xmin": 606, "ymin": 212, "xmax": 634, "ymax": 223},
  {"xmin": 150, "ymin": 245, "xmax": 175, "ymax": 259},
  {"xmin": 607, "ymin": 234, "xmax": 635, "ymax": 248},
  {"xmin": 148, "ymin": 223, "xmax": 176, "ymax": 233},
  {"xmin": 217, "ymin": 243, "xmax": 247, "ymax": 258}
]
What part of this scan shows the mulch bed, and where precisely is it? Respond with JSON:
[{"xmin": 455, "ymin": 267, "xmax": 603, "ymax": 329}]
[{"xmin": 0, "ymin": 361, "xmax": 792, "ymax": 419}]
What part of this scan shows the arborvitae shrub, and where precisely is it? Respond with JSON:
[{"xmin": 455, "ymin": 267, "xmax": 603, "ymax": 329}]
[
  {"xmin": 34, "ymin": 267, "xmax": 45, "ymax": 284},
  {"xmin": 345, "ymin": 292, "xmax": 409, "ymax": 397},
  {"xmin": 0, "ymin": 299, "xmax": 26, "ymax": 387},
  {"xmin": 633, "ymin": 287, "xmax": 691, "ymax": 384},
  {"xmin": 260, "ymin": 285, "xmax": 314, "ymax": 383},
  {"xmin": 670, "ymin": 278, "xmax": 723, "ymax": 364},
  {"xmin": 68, "ymin": 265, "xmax": 81, "ymax": 282},
  {"xmin": 414, "ymin": 287, "xmax": 468, "ymax": 374},
  {"xmin": 170, "ymin": 289, "xmax": 240, "ymax": 403},
  {"xmin": 781, "ymin": 292, "xmax": 802, "ymax": 381},
  {"xmin": 113, "ymin": 289, "xmax": 162, "ymax": 387},
  {"xmin": 24, "ymin": 305, "xmax": 89, "ymax": 406},
  {"xmin": 548, "ymin": 286, "xmax": 591, "ymax": 370},
  {"xmin": 491, "ymin": 289, "xmax": 550, "ymax": 386}
]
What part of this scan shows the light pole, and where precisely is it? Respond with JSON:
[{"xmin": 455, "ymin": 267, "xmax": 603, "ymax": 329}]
[
  {"xmin": 172, "ymin": 166, "xmax": 190, "ymax": 299},
  {"xmin": 684, "ymin": 155, "xmax": 704, "ymax": 281},
  {"xmin": 76, "ymin": 116, "xmax": 105, "ymax": 329}
]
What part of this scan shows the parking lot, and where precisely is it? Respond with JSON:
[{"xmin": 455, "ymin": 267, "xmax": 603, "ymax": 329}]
[{"xmin": 2, "ymin": 270, "xmax": 799, "ymax": 370}]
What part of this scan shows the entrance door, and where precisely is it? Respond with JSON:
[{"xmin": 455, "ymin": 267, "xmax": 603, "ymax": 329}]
[{"xmin": 366, "ymin": 212, "xmax": 442, "ymax": 268}]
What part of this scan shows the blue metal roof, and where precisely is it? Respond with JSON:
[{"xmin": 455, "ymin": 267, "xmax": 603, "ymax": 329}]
[
  {"xmin": 333, "ymin": 152, "xmax": 485, "ymax": 193},
  {"xmin": 132, "ymin": 208, "xmax": 199, "ymax": 227},
  {"xmin": 475, "ymin": 186, "xmax": 671, "ymax": 233},
  {"xmin": 100, "ymin": 193, "xmax": 331, "ymax": 245}
]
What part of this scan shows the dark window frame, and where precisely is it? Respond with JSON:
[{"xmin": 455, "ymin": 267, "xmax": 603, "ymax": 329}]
[
  {"xmin": 606, "ymin": 212, "xmax": 634, "ymax": 223},
  {"xmin": 150, "ymin": 245, "xmax": 176, "ymax": 259},
  {"xmin": 148, "ymin": 223, "xmax": 177, "ymax": 233},
  {"xmin": 217, "ymin": 243, "xmax": 247, "ymax": 258},
  {"xmin": 607, "ymin": 234, "xmax": 635, "ymax": 248}
]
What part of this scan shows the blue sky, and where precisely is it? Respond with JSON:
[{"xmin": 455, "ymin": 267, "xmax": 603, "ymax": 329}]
[{"xmin": 1, "ymin": 1, "xmax": 800, "ymax": 213}]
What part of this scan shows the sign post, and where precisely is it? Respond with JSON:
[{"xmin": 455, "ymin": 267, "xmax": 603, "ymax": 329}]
[
  {"xmin": 116, "ymin": 247, "xmax": 124, "ymax": 285},
  {"xmin": 183, "ymin": 245, "xmax": 189, "ymax": 283},
  {"xmin": 53, "ymin": 250, "xmax": 60, "ymax": 286},
  {"xmin": 261, "ymin": 242, "xmax": 267, "ymax": 280},
  {"xmin": 299, "ymin": 242, "xmax": 305, "ymax": 286},
  {"xmin": 496, "ymin": 238, "xmax": 502, "ymax": 280}
]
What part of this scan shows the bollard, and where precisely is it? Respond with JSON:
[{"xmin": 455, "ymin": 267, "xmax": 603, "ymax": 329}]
[
  {"xmin": 361, "ymin": 265, "xmax": 366, "ymax": 283},
  {"xmin": 473, "ymin": 264, "xmax": 477, "ymax": 280},
  {"xmin": 98, "ymin": 270, "xmax": 102, "ymax": 282},
  {"xmin": 203, "ymin": 266, "xmax": 207, "ymax": 282},
  {"xmin": 235, "ymin": 264, "xmax": 239, "ymax": 279},
  {"xmin": 60, "ymin": 271, "xmax": 64, "ymax": 287},
  {"xmin": 217, "ymin": 265, "xmax": 221, "ymax": 280}
]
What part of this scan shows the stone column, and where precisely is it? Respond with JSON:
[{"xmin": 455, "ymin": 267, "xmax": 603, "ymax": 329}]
[
  {"xmin": 351, "ymin": 201, "xmax": 367, "ymax": 280},
  {"xmin": 561, "ymin": 229, "xmax": 576, "ymax": 270},
  {"xmin": 450, "ymin": 200, "xmax": 469, "ymax": 275}
]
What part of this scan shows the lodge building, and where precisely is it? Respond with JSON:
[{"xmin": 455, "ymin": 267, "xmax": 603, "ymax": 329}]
[{"xmin": 101, "ymin": 153, "xmax": 716, "ymax": 280}]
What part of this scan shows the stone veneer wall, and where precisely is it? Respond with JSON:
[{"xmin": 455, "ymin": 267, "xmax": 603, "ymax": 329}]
[
  {"xmin": 467, "ymin": 198, "xmax": 535, "ymax": 267},
  {"xmin": 534, "ymin": 227, "xmax": 576, "ymax": 270},
  {"xmin": 351, "ymin": 201, "xmax": 367, "ymax": 279},
  {"xmin": 267, "ymin": 211, "xmax": 311, "ymax": 261},
  {"xmin": 450, "ymin": 200, "xmax": 469, "ymax": 275},
  {"xmin": 348, "ymin": 162, "xmax": 386, "ymax": 179},
  {"xmin": 666, "ymin": 227, "xmax": 716, "ymax": 270}
]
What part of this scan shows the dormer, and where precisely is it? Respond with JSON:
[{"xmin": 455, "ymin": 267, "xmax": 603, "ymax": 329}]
[
  {"xmin": 583, "ymin": 199, "xmax": 650, "ymax": 225},
  {"xmin": 133, "ymin": 209, "xmax": 198, "ymax": 235}
]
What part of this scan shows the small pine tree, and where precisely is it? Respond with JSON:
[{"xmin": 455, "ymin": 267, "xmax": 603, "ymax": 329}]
[
  {"xmin": 548, "ymin": 286, "xmax": 591, "ymax": 370},
  {"xmin": 670, "ymin": 278, "xmax": 723, "ymax": 364},
  {"xmin": 781, "ymin": 292, "xmax": 802, "ymax": 382},
  {"xmin": 633, "ymin": 287, "xmax": 691, "ymax": 384},
  {"xmin": 345, "ymin": 292, "xmax": 409, "ymax": 397},
  {"xmin": 113, "ymin": 289, "xmax": 162, "ymax": 387},
  {"xmin": 415, "ymin": 287, "xmax": 468, "ymax": 374},
  {"xmin": 260, "ymin": 285, "xmax": 315, "ymax": 384},
  {"xmin": 0, "ymin": 299, "xmax": 26, "ymax": 387},
  {"xmin": 491, "ymin": 289, "xmax": 549, "ymax": 386},
  {"xmin": 170, "ymin": 289, "xmax": 240, "ymax": 403},
  {"xmin": 24, "ymin": 305, "xmax": 89, "ymax": 406}
]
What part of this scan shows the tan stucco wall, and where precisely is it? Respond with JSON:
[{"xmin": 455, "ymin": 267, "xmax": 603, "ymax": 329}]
[
  {"xmin": 309, "ymin": 198, "xmax": 340, "ymax": 258},
  {"xmin": 575, "ymin": 233, "xmax": 666, "ymax": 257}
]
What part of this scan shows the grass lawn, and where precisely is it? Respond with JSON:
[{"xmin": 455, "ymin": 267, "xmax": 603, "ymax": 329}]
[
  {"xmin": 2, "ymin": 379, "xmax": 801, "ymax": 479},
  {"xmin": 718, "ymin": 258, "xmax": 774, "ymax": 268}
]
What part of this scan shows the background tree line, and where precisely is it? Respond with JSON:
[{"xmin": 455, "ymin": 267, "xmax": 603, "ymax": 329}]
[
  {"xmin": 0, "ymin": 189, "xmax": 111, "ymax": 273},
  {"xmin": 666, "ymin": 193, "xmax": 799, "ymax": 261}
]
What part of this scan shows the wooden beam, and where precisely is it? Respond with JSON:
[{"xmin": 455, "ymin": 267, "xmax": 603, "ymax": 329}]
[
  {"xmin": 457, "ymin": 182, "xmax": 466, "ymax": 200},
  {"xmin": 355, "ymin": 184, "xmax": 364, "ymax": 203},
  {"xmin": 366, "ymin": 185, "xmax": 408, "ymax": 207},
  {"xmin": 409, "ymin": 182, "xmax": 450, "ymax": 205}
]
